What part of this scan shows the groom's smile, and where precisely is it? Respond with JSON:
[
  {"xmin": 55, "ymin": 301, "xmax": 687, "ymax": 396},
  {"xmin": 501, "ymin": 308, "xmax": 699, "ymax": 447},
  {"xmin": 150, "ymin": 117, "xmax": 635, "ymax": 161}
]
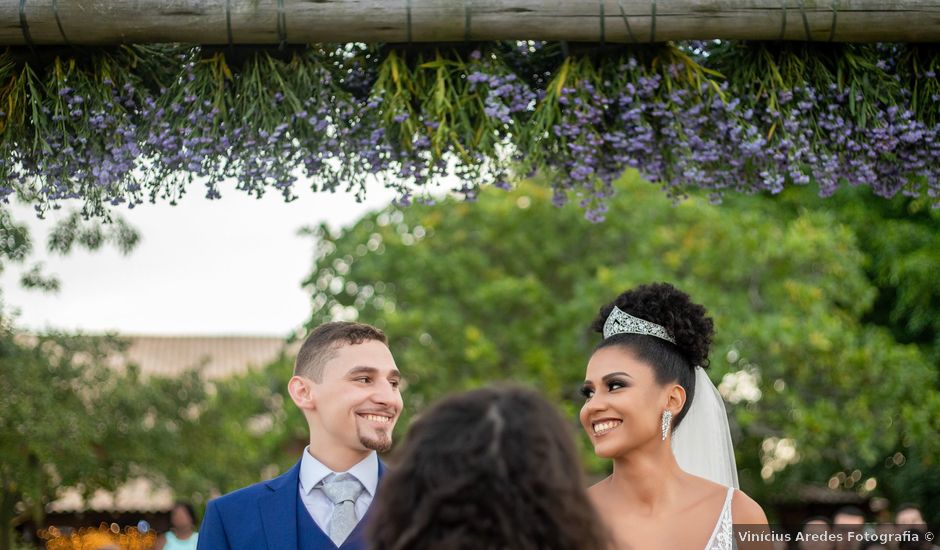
[
  {"xmin": 355, "ymin": 409, "xmax": 397, "ymax": 433},
  {"xmin": 358, "ymin": 413, "xmax": 393, "ymax": 424},
  {"xmin": 303, "ymin": 339, "xmax": 404, "ymax": 458}
]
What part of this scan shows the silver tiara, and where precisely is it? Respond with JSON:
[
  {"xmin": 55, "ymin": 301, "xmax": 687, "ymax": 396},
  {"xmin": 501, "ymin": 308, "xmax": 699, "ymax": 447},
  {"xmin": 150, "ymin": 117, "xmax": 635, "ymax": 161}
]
[{"xmin": 603, "ymin": 306, "xmax": 676, "ymax": 344}]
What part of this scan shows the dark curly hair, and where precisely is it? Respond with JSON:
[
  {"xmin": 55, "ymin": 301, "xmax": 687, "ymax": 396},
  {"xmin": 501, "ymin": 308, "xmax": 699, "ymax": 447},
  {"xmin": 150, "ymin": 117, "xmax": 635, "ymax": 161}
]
[
  {"xmin": 590, "ymin": 282, "xmax": 714, "ymax": 429},
  {"xmin": 367, "ymin": 386, "xmax": 609, "ymax": 550}
]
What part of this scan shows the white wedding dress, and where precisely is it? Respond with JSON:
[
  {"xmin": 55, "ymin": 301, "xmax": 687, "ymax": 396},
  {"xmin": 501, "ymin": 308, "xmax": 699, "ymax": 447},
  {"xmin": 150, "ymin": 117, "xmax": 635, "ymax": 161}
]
[{"xmin": 703, "ymin": 486, "xmax": 735, "ymax": 550}]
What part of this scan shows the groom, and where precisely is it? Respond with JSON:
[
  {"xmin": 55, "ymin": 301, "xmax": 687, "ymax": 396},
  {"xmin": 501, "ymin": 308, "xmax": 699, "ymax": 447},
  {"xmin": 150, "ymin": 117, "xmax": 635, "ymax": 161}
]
[{"xmin": 198, "ymin": 321, "xmax": 403, "ymax": 550}]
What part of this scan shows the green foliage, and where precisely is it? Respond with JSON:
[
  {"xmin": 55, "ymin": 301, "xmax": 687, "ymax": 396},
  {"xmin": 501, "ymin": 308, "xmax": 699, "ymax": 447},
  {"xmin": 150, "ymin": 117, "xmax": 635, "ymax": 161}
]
[
  {"xmin": 44, "ymin": 211, "xmax": 139, "ymax": 256},
  {"xmin": 301, "ymin": 174, "xmax": 939, "ymax": 510},
  {"xmin": 161, "ymin": 354, "xmax": 306, "ymax": 503},
  {"xmin": 0, "ymin": 206, "xmax": 141, "ymax": 550},
  {"xmin": 829, "ymin": 192, "xmax": 940, "ymax": 357},
  {"xmin": 0, "ymin": 324, "xmax": 206, "ymax": 550},
  {"xmin": 729, "ymin": 183, "xmax": 940, "ymax": 521}
]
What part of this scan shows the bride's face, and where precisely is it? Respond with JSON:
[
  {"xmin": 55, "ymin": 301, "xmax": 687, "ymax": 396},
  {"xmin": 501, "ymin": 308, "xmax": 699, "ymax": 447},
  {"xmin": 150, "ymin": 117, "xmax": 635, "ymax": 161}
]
[{"xmin": 579, "ymin": 345, "xmax": 671, "ymax": 458}]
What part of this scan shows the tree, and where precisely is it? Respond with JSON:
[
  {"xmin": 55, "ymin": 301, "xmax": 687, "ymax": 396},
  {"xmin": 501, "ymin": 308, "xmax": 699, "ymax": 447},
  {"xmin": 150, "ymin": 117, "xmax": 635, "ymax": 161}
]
[
  {"xmin": 159, "ymin": 354, "xmax": 307, "ymax": 504},
  {"xmin": 0, "ymin": 206, "xmax": 158, "ymax": 550},
  {"xmin": 775, "ymin": 186, "xmax": 940, "ymax": 361},
  {"xmin": 734, "ymin": 184, "xmax": 940, "ymax": 524},
  {"xmin": 300, "ymin": 173, "xmax": 940, "ymax": 512},
  {"xmin": 0, "ymin": 326, "xmax": 207, "ymax": 550}
]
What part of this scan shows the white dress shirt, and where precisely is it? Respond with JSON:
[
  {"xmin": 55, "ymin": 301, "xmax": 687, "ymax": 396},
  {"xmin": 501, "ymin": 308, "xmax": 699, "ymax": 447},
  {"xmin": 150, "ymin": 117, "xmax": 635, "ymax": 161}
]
[{"xmin": 297, "ymin": 447, "xmax": 378, "ymax": 537}]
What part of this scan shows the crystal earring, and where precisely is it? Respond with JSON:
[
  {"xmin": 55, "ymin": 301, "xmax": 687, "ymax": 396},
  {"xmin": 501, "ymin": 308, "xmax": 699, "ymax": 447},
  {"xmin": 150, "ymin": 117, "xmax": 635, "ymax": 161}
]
[{"xmin": 661, "ymin": 410, "xmax": 672, "ymax": 441}]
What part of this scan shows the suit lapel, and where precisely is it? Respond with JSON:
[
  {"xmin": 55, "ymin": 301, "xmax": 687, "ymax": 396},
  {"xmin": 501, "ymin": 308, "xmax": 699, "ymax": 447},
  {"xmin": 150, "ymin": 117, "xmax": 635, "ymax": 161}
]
[{"xmin": 259, "ymin": 460, "xmax": 302, "ymax": 550}]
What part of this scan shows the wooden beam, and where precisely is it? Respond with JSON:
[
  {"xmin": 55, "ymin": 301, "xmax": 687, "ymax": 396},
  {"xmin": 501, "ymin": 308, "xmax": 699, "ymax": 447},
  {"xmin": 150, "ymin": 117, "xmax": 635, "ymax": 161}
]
[{"xmin": 1, "ymin": 1, "xmax": 939, "ymax": 46}]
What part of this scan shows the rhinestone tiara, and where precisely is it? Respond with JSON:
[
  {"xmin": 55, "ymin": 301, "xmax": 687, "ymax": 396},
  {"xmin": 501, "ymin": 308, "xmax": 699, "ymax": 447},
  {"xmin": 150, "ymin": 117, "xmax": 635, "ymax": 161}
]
[{"xmin": 602, "ymin": 305, "xmax": 676, "ymax": 344}]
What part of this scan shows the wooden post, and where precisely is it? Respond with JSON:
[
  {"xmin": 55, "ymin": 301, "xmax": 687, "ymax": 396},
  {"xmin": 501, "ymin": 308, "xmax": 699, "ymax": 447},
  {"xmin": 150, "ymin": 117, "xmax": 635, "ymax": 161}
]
[{"xmin": 0, "ymin": 0, "xmax": 939, "ymax": 46}]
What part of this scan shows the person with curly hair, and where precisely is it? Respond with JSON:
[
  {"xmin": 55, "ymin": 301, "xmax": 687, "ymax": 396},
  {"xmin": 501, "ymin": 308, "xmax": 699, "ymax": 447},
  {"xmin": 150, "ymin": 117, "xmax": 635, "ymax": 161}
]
[
  {"xmin": 366, "ymin": 386, "xmax": 609, "ymax": 550},
  {"xmin": 580, "ymin": 283, "xmax": 768, "ymax": 550}
]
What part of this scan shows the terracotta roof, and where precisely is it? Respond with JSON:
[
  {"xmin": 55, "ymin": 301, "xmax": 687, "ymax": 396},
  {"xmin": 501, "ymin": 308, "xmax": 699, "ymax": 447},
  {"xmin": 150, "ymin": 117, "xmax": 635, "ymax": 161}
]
[{"xmin": 122, "ymin": 335, "xmax": 295, "ymax": 379}]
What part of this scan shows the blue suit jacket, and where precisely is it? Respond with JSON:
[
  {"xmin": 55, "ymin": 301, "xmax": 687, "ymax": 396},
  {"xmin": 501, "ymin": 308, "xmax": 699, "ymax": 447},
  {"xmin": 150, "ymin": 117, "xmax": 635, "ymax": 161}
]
[{"xmin": 197, "ymin": 459, "xmax": 387, "ymax": 550}]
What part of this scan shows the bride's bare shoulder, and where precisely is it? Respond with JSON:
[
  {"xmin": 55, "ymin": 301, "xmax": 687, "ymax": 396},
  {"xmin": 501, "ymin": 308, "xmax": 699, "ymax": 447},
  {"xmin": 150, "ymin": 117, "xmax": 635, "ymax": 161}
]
[
  {"xmin": 731, "ymin": 489, "xmax": 768, "ymax": 524},
  {"xmin": 684, "ymin": 473, "xmax": 732, "ymax": 500},
  {"xmin": 683, "ymin": 474, "xmax": 768, "ymax": 522}
]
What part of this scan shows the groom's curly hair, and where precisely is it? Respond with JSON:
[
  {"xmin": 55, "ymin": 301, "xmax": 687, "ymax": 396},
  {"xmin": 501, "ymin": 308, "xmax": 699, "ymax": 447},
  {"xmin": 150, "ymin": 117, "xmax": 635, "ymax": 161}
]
[
  {"xmin": 590, "ymin": 282, "xmax": 714, "ymax": 429},
  {"xmin": 366, "ymin": 386, "xmax": 609, "ymax": 550}
]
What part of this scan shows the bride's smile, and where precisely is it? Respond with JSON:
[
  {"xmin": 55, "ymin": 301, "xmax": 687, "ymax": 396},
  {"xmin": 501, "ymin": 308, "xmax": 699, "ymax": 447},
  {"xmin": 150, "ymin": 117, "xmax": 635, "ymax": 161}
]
[
  {"xmin": 579, "ymin": 347, "xmax": 673, "ymax": 458},
  {"xmin": 591, "ymin": 418, "xmax": 622, "ymax": 435}
]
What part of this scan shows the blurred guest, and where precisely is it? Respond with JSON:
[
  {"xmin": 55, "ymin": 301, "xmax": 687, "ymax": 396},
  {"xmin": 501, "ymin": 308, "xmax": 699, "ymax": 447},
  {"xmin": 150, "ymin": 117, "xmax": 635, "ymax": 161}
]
[
  {"xmin": 798, "ymin": 516, "xmax": 836, "ymax": 550},
  {"xmin": 896, "ymin": 505, "xmax": 928, "ymax": 528},
  {"xmin": 870, "ymin": 497, "xmax": 897, "ymax": 550},
  {"xmin": 367, "ymin": 385, "xmax": 609, "ymax": 550},
  {"xmin": 835, "ymin": 506, "xmax": 868, "ymax": 526},
  {"xmin": 834, "ymin": 506, "xmax": 867, "ymax": 550},
  {"xmin": 155, "ymin": 502, "xmax": 199, "ymax": 550}
]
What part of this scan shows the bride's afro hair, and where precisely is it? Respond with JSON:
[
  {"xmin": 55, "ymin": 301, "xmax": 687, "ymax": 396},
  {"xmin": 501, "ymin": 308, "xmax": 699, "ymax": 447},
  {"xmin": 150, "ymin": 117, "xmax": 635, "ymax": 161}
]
[{"xmin": 591, "ymin": 282, "xmax": 713, "ymax": 368}]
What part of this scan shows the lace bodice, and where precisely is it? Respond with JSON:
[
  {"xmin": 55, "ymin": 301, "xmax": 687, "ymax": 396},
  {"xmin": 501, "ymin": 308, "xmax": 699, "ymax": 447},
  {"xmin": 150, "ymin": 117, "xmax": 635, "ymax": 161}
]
[{"xmin": 704, "ymin": 487, "xmax": 735, "ymax": 550}]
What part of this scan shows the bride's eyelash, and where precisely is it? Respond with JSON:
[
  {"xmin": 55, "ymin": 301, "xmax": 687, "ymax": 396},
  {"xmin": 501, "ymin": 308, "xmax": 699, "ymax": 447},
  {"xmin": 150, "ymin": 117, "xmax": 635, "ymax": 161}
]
[
  {"xmin": 607, "ymin": 379, "xmax": 629, "ymax": 390},
  {"xmin": 580, "ymin": 386, "xmax": 593, "ymax": 398}
]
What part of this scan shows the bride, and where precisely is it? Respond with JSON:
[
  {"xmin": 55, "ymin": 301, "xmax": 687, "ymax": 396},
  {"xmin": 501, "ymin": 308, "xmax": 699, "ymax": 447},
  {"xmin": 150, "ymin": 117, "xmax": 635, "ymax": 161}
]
[{"xmin": 580, "ymin": 283, "xmax": 768, "ymax": 550}]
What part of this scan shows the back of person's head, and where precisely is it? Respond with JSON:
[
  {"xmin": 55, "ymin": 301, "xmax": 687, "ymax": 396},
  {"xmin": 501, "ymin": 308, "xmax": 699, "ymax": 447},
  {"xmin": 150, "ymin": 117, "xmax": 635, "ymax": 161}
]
[
  {"xmin": 802, "ymin": 516, "xmax": 832, "ymax": 528},
  {"xmin": 895, "ymin": 503, "xmax": 926, "ymax": 525},
  {"xmin": 294, "ymin": 321, "xmax": 388, "ymax": 381},
  {"xmin": 367, "ymin": 385, "xmax": 608, "ymax": 550},
  {"xmin": 833, "ymin": 506, "xmax": 866, "ymax": 524},
  {"xmin": 798, "ymin": 516, "xmax": 835, "ymax": 550}
]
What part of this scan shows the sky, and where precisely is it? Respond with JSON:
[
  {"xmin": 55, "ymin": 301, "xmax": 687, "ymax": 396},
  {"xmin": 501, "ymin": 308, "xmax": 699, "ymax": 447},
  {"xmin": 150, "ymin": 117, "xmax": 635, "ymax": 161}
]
[{"xmin": 2, "ymin": 183, "xmax": 397, "ymax": 336}]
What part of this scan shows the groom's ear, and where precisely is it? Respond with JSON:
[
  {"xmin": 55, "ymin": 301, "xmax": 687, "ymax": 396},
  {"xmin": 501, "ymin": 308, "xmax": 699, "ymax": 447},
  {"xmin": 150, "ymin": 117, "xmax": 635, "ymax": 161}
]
[
  {"xmin": 288, "ymin": 375, "xmax": 317, "ymax": 411},
  {"xmin": 666, "ymin": 384, "xmax": 686, "ymax": 415}
]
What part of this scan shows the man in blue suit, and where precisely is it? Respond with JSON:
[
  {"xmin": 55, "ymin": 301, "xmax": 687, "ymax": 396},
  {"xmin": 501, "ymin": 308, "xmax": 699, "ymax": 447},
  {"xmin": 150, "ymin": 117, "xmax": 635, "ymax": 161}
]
[{"xmin": 197, "ymin": 322, "xmax": 403, "ymax": 550}]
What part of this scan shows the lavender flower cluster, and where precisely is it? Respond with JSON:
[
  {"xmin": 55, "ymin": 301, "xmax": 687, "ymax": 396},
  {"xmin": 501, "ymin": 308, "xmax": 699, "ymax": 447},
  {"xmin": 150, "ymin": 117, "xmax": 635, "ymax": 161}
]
[
  {"xmin": 529, "ymin": 55, "xmax": 939, "ymax": 221},
  {"xmin": 1, "ymin": 42, "xmax": 937, "ymax": 221}
]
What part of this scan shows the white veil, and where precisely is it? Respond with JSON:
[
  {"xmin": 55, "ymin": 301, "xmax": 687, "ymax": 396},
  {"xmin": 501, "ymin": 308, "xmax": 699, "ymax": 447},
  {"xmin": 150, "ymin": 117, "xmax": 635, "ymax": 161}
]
[{"xmin": 670, "ymin": 366, "xmax": 739, "ymax": 489}]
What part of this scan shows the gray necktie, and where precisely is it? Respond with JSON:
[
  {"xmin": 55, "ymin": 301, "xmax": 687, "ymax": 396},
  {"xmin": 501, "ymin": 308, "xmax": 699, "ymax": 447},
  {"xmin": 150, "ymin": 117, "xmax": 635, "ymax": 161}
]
[{"xmin": 320, "ymin": 474, "xmax": 365, "ymax": 546}]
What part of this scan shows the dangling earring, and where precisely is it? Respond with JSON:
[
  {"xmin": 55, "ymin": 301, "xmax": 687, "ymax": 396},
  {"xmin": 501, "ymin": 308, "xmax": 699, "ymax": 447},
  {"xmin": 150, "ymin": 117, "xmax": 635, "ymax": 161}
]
[{"xmin": 661, "ymin": 410, "xmax": 672, "ymax": 441}]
